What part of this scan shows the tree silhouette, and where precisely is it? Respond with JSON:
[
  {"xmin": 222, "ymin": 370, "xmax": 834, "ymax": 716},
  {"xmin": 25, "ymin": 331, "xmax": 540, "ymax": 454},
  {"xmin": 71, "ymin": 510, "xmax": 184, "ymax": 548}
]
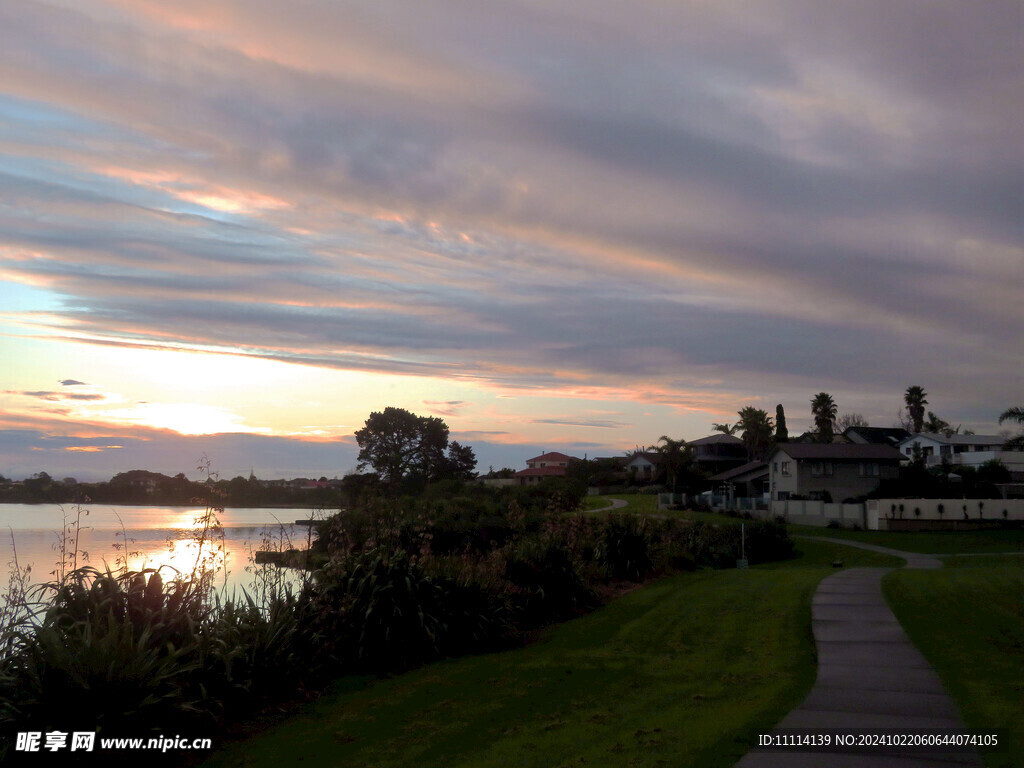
[
  {"xmin": 354, "ymin": 407, "xmax": 474, "ymax": 489},
  {"xmin": 999, "ymin": 407, "xmax": 1024, "ymax": 450},
  {"xmin": 835, "ymin": 413, "xmax": 868, "ymax": 432},
  {"xmin": 655, "ymin": 435, "xmax": 690, "ymax": 492},
  {"xmin": 904, "ymin": 385, "xmax": 928, "ymax": 433},
  {"xmin": 711, "ymin": 422, "xmax": 740, "ymax": 436},
  {"xmin": 736, "ymin": 407, "xmax": 773, "ymax": 460},
  {"xmin": 774, "ymin": 404, "xmax": 788, "ymax": 443},
  {"xmin": 810, "ymin": 392, "xmax": 837, "ymax": 443}
]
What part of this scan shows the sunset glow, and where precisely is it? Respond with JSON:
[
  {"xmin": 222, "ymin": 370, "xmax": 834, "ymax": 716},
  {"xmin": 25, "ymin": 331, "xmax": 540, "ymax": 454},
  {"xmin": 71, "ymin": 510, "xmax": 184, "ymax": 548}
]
[{"xmin": 1, "ymin": 1, "xmax": 1021, "ymax": 481}]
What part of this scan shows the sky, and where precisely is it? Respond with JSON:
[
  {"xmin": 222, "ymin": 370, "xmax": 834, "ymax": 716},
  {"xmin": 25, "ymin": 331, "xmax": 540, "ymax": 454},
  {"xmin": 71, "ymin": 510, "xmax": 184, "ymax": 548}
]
[{"xmin": 1, "ymin": 0, "xmax": 1022, "ymax": 482}]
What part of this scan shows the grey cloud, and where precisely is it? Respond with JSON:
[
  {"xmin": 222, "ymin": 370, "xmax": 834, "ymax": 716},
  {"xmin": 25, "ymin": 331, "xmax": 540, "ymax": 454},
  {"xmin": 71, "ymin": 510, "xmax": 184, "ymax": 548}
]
[
  {"xmin": 60, "ymin": 380, "xmax": 87, "ymax": 386},
  {"xmin": 1, "ymin": 0, "xmax": 1021, "ymax": 434},
  {"xmin": 422, "ymin": 400, "xmax": 466, "ymax": 417},
  {"xmin": 531, "ymin": 419, "xmax": 628, "ymax": 429}
]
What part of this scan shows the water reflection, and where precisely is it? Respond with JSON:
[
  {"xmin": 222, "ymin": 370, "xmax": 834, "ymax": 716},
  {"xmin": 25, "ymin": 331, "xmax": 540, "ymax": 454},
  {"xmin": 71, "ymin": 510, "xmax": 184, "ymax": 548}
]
[{"xmin": 0, "ymin": 504, "xmax": 324, "ymax": 594}]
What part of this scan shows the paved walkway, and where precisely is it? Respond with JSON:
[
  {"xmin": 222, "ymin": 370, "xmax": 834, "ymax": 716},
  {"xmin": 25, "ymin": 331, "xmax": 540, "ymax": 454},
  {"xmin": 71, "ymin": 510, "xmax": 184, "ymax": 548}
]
[{"xmin": 736, "ymin": 539, "xmax": 983, "ymax": 768}]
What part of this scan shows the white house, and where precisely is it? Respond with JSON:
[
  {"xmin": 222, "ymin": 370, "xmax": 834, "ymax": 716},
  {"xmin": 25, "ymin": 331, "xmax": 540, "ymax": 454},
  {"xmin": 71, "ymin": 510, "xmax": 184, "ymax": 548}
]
[
  {"xmin": 625, "ymin": 451, "xmax": 661, "ymax": 481},
  {"xmin": 896, "ymin": 433, "xmax": 1024, "ymax": 474}
]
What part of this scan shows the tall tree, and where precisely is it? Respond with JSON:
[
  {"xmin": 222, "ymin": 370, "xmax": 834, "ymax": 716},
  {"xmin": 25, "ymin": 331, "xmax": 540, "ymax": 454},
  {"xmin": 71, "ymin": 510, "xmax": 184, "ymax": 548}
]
[
  {"xmin": 774, "ymin": 404, "xmax": 789, "ymax": 443},
  {"xmin": 354, "ymin": 407, "xmax": 474, "ymax": 488},
  {"xmin": 999, "ymin": 406, "xmax": 1024, "ymax": 450},
  {"xmin": 810, "ymin": 392, "xmax": 837, "ymax": 443},
  {"xmin": 736, "ymin": 406, "xmax": 774, "ymax": 460},
  {"xmin": 904, "ymin": 385, "xmax": 928, "ymax": 433},
  {"xmin": 444, "ymin": 441, "xmax": 478, "ymax": 480},
  {"xmin": 711, "ymin": 422, "xmax": 740, "ymax": 436}
]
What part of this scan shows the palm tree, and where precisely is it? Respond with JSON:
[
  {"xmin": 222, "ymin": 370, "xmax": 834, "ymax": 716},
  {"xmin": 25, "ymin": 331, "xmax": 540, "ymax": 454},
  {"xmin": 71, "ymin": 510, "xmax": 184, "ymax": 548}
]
[
  {"xmin": 904, "ymin": 385, "xmax": 928, "ymax": 433},
  {"xmin": 655, "ymin": 435, "xmax": 690, "ymax": 492},
  {"xmin": 711, "ymin": 422, "xmax": 739, "ymax": 436},
  {"xmin": 810, "ymin": 392, "xmax": 837, "ymax": 443},
  {"xmin": 999, "ymin": 407, "xmax": 1024, "ymax": 450},
  {"xmin": 736, "ymin": 406, "xmax": 774, "ymax": 460}
]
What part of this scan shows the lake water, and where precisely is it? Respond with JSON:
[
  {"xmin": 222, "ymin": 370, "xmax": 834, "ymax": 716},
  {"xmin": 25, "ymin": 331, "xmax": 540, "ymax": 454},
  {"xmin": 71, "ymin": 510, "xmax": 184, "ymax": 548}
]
[{"xmin": 0, "ymin": 504, "xmax": 330, "ymax": 596}]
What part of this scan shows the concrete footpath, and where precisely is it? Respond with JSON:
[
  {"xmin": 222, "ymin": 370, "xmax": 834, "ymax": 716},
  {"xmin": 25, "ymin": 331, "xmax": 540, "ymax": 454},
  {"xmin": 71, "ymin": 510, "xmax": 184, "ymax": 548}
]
[{"xmin": 735, "ymin": 540, "xmax": 983, "ymax": 768}]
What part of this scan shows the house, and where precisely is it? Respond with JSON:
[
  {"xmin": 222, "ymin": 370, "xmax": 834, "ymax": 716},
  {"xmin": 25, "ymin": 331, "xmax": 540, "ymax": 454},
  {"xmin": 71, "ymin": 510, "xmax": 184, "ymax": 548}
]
[
  {"xmin": 686, "ymin": 434, "xmax": 747, "ymax": 473},
  {"xmin": 625, "ymin": 451, "xmax": 661, "ymax": 481},
  {"xmin": 842, "ymin": 426, "xmax": 911, "ymax": 447},
  {"xmin": 896, "ymin": 433, "xmax": 1024, "ymax": 476},
  {"xmin": 711, "ymin": 460, "xmax": 769, "ymax": 499},
  {"xmin": 767, "ymin": 443, "xmax": 904, "ymax": 502},
  {"xmin": 515, "ymin": 452, "xmax": 578, "ymax": 485}
]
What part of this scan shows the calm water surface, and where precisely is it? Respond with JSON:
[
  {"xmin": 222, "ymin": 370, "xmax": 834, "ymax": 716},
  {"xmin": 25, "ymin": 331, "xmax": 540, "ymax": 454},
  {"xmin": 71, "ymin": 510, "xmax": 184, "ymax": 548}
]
[{"xmin": 0, "ymin": 504, "xmax": 327, "ymax": 594}]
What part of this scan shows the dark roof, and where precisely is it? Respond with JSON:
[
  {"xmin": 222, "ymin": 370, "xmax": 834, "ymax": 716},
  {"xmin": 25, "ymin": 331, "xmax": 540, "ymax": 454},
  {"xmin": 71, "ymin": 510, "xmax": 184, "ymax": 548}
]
[
  {"xmin": 770, "ymin": 443, "xmax": 904, "ymax": 462},
  {"xmin": 525, "ymin": 452, "xmax": 577, "ymax": 463},
  {"xmin": 688, "ymin": 434, "xmax": 743, "ymax": 446},
  {"xmin": 592, "ymin": 456, "xmax": 629, "ymax": 467},
  {"xmin": 627, "ymin": 451, "xmax": 661, "ymax": 463},
  {"xmin": 515, "ymin": 466, "xmax": 567, "ymax": 477},
  {"xmin": 843, "ymin": 426, "xmax": 911, "ymax": 445},
  {"xmin": 711, "ymin": 460, "xmax": 768, "ymax": 482}
]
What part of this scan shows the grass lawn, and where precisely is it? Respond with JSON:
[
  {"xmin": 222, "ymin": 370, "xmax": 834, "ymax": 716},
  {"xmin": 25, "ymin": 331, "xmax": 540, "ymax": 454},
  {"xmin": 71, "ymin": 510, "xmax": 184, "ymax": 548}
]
[
  {"xmin": 788, "ymin": 524, "xmax": 1024, "ymax": 554},
  {"xmin": 762, "ymin": 537, "xmax": 904, "ymax": 569},
  {"xmin": 602, "ymin": 493, "xmax": 660, "ymax": 514},
  {"xmin": 580, "ymin": 495, "xmax": 616, "ymax": 511},
  {"xmin": 884, "ymin": 559, "xmax": 1024, "ymax": 768},
  {"xmin": 202, "ymin": 539, "xmax": 902, "ymax": 768},
  {"xmin": 580, "ymin": 495, "xmax": 723, "ymax": 524}
]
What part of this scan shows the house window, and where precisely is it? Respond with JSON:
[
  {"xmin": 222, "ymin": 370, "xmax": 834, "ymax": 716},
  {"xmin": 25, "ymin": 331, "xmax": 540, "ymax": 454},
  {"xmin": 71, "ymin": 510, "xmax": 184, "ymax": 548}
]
[
  {"xmin": 859, "ymin": 462, "xmax": 879, "ymax": 477},
  {"xmin": 905, "ymin": 448, "xmax": 912, "ymax": 455},
  {"xmin": 810, "ymin": 462, "xmax": 833, "ymax": 476},
  {"xmin": 781, "ymin": 461, "xmax": 791, "ymax": 476},
  {"xmin": 773, "ymin": 462, "xmax": 778, "ymax": 473}
]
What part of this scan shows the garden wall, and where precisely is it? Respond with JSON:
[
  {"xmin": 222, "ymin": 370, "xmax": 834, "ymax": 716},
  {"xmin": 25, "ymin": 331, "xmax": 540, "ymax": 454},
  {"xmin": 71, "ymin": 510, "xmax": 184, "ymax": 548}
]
[
  {"xmin": 868, "ymin": 498, "xmax": 1024, "ymax": 530},
  {"xmin": 769, "ymin": 500, "xmax": 866, "ymax": 528}
]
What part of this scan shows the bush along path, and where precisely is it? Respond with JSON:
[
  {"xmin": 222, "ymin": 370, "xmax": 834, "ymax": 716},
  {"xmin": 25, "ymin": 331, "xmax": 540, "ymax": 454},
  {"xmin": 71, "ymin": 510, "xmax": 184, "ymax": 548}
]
[{"xmin": 736, "ymin": 539, "xmax": 983, "ymax": 768}]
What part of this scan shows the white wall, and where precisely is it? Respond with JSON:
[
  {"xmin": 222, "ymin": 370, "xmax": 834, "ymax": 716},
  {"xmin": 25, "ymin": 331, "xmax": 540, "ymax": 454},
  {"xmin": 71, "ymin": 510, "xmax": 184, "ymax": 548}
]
[
  {"xmin": 769, "ymin": 500, "xmax": 866, "ymax": 528},
  {"xmin": 868, "ymin": 498, "xmax": 1024, "ymax": 523}
]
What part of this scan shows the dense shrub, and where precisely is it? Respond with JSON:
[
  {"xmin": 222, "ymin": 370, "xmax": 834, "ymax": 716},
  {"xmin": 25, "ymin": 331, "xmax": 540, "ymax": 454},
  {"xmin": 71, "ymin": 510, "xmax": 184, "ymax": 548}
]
[
  {"xmin": 324, "ymin": 551, "xmax": 448, "ymax": 673},
  {"xmin": 743, "ymin": 521, "xmax": 797, "ymax": 564},
  {"xmin": 503, "ymin": 536, "xmax": 595, "ymax": 626},
  {"xmin": 597, "ymin": 515, "xmax": 654, "ymax": 581},
  {"xmin": 674, "ymin": 520, "xmax": 795, "ymax": 568}
]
